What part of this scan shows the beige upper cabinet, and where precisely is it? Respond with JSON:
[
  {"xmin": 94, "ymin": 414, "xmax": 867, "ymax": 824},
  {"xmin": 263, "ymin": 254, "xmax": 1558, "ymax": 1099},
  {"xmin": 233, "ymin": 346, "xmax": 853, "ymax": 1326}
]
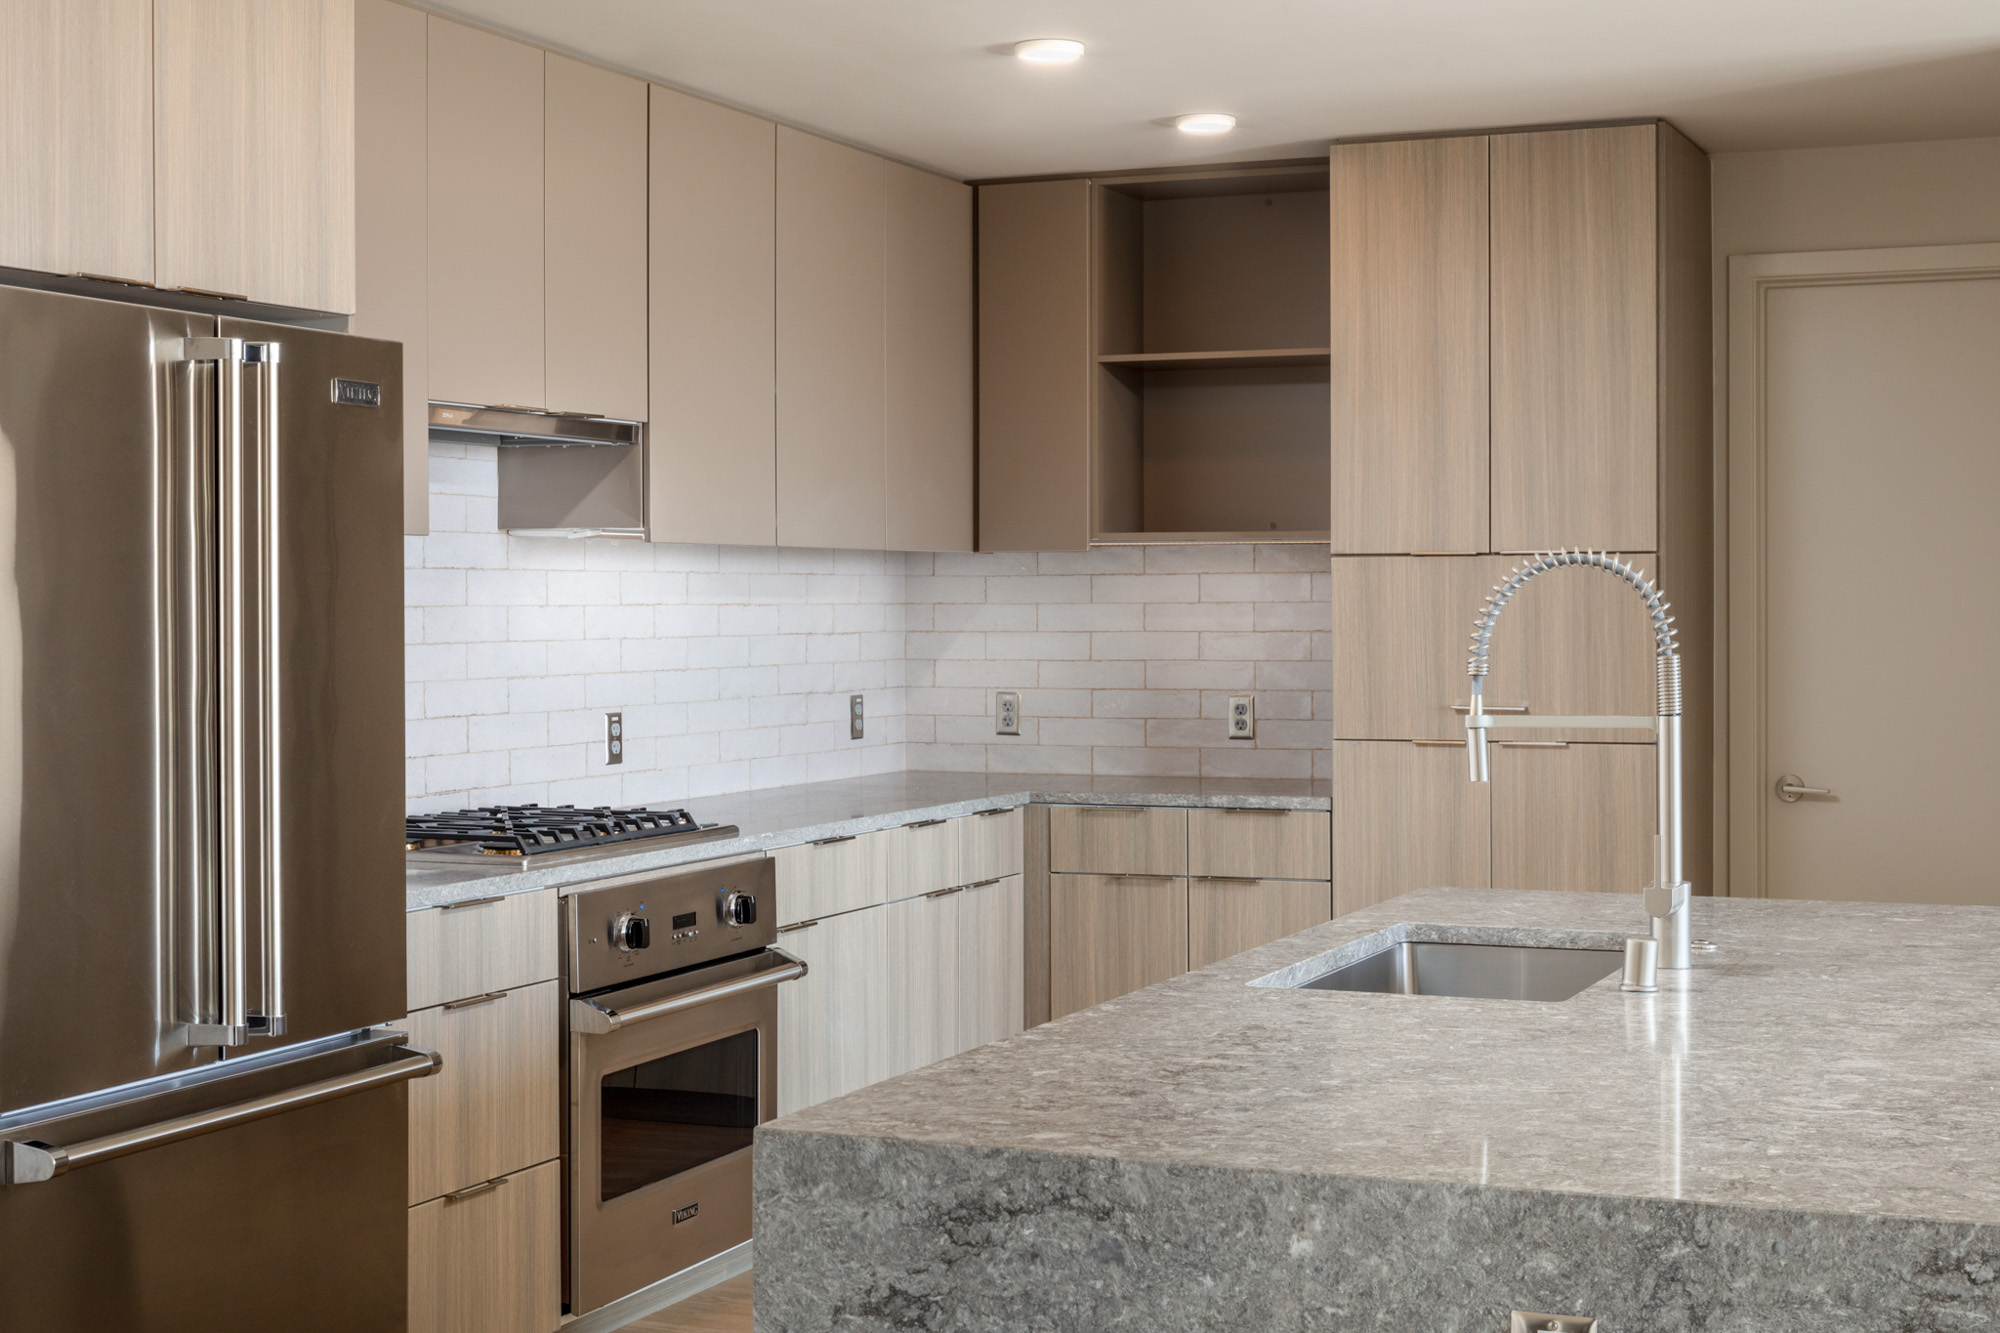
[
  {"xmin": 544, "ymin": 54, "xmax": 647, "ymax": 422},
  {"xmin": 1329, "ymin": 135, "xmax": 1489, "ymax": 554},
  {"xmin": 977, "ymin": 180, "xmax": 1093, "ymax": 552},
  {"xmin": 776, "ymin": 128, "xmax": 888, "ymax": 550},
  {"xmin": 1489, "ymin": 124, "xmax": 1659, "ymax": 553},
  {"xmin": 885, "ymin": 161, "xmax": 974, "ymax": 553},
  {"xmin": 427, "ymin": 16, "xmax": 544, "ymax": 410},
  {"xmin": 647, "ymin": 87, "xmax": 777, "ymax": 546},
  {"xmin": 155, "ymin": 0, "xmax": 355, "ymax": 312},
  {"xmin": 0, "ymin": 0, "xmax": 154, "ymax": 284},
  {"xmin": 353, "ymin": 0, "xmax": 429, "ymax": 536}
]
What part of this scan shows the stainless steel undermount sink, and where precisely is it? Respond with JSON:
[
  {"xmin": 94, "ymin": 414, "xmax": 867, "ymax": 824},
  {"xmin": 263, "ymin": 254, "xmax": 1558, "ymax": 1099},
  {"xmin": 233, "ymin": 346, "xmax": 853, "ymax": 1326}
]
[{"xmin": 1294, "ymin": 941, "xmax": 1623, "ymax": 1002}]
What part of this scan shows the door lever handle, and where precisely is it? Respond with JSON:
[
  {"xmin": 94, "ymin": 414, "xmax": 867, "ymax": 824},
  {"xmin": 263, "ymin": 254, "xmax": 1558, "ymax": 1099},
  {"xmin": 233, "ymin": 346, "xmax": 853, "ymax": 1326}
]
[{"xmin": 1775, "ymin": 774, "xmax": 1832, "ymax": 802}]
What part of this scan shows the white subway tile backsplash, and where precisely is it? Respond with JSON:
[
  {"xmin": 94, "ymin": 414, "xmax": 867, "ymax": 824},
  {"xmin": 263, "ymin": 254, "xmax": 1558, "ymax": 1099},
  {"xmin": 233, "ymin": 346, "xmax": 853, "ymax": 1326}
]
[{"xmin": 406, "ymin": 444, "xmax": 1331, "ymax": 808}]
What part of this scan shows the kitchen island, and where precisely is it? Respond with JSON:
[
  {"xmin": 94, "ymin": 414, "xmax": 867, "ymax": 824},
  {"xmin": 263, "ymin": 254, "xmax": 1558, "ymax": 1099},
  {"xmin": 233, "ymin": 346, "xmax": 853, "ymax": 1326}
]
[{"xmin": 753, "ymin": 886, "xmax": 2000, "ymax": 1331}]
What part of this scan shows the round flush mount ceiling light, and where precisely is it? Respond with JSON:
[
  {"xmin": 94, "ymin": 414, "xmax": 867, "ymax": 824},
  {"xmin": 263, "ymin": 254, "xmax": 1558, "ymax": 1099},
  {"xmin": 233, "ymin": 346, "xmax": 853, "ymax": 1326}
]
[
  {"xmin": 1013, "ymin": 38, "xmax": 1085, "ymax": 64},
  {"xmin": 1174, "ymin": 112, "xmax": 1237, "ymax": 135}
]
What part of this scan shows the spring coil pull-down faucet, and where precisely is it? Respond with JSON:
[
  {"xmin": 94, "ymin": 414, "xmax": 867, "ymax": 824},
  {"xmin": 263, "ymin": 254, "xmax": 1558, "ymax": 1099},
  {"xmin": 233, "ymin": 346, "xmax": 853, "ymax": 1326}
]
[{"xmin": 1464, "ymin": 549, "xmax": 1692, "ymax": 970}]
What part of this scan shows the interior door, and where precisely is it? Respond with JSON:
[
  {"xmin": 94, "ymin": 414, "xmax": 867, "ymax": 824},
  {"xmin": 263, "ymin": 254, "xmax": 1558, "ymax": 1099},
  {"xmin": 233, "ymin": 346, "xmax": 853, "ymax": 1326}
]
[{"xmin": 1738, "ymin": 260, "xmax": 2000, "ymax": 904}]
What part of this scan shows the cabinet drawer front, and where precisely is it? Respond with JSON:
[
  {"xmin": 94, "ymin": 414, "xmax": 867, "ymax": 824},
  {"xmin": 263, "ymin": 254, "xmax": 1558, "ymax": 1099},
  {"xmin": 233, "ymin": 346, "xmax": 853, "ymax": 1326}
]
[
  {"xmin": 774, "ymin": 829, "xmax": 896, "ymax": 925},
  {"xmin": 1048, "ymin": 806, "xmax": 1186, "ymax": 876},
  {"xmin": 1188, "ymin": 808, "xmax": 1330, "ymax": 880},
  {"xmin": 1188, "ymin": 878, "xmax": 1331, "ymax": 970},
  {"xmin": 404, "ymin": 980, "xmax": 560, "ymax": 1204},
  {"xmin": 407, "ymin": 889, "xmax": 557, "ymax": 1011},
  {"xmin": 408, "ymin": 1159, "xmax": 560, "ymax": 1333},
  {"xmin": 1049, "ymin": 873, "xmax": 1187, "ymax": 1018},
  {"xmin": 899, "ymin": 807, "xmax": 1024, "ymax": 893}
]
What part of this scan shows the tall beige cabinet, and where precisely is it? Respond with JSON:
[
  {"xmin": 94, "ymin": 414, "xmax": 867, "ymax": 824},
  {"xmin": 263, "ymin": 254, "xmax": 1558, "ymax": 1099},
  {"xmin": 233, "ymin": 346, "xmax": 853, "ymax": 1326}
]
[{"xmin": 1327, "ymin": 120, "xmax": 1712, "ymax": 915}]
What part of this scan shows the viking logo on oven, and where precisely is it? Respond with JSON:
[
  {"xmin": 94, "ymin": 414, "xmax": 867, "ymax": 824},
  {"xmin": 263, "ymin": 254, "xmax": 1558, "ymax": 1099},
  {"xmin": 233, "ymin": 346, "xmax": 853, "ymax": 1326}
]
[{"xmin": 673, "ymin": 1203, "xmax": 699, "ymax": 1225}]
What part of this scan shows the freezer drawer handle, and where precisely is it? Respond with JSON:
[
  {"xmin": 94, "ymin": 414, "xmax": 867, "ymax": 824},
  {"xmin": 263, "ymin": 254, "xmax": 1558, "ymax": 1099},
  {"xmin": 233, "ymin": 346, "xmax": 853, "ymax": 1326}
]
[
  {"xmin": 1, "ymin": 1044, "xmax": 441, "ymax": 1185},
  {"xmin": 569, "ymin": 950, "xmax": 807, "ymax": 1035}
]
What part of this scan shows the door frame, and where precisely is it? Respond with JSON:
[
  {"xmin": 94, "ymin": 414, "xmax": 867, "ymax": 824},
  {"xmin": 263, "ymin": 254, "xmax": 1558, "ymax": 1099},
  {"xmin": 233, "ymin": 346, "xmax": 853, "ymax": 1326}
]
[{"xmin": 1724, "ymin": 242, "xmax": 2000, "ymax": 897}]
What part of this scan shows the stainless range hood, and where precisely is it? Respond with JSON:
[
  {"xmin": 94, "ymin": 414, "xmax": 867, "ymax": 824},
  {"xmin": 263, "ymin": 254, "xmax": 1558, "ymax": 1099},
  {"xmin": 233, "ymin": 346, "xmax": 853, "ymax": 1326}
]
[{"xmin": 429, "ymin": 402, "xmax": 646, "ymax": 539}]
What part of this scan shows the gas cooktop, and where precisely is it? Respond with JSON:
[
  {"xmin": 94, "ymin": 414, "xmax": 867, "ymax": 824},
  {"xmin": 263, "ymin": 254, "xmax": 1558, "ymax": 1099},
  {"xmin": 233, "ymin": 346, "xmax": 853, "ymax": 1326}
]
[{"xmin": 405, "ymin": 803, "xmax": 740, "ymax": 868}]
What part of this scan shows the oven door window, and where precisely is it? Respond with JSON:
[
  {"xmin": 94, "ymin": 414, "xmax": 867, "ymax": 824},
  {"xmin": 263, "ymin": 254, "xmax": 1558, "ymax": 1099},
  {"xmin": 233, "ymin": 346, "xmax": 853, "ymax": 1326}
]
[{"xmin": 599, "ymin": 1028, "xmax": 760, "ymax": 1202}]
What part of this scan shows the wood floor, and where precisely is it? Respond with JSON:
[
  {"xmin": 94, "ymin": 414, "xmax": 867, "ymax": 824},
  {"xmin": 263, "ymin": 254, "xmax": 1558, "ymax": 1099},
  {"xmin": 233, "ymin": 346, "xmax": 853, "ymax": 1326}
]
[{"xmin": 623, "ymin": 1271, "xmax": 752, "ymax": 1333}]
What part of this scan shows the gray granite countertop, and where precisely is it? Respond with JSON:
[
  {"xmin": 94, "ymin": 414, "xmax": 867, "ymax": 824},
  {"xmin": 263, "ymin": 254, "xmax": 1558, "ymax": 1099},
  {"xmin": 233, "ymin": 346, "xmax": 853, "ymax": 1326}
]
[
  {"xmin": 406, "ymin": 770, "xmax": 1330, "ymax": 910},
  {"xmin": 763, "ymin": 885, "xmax": 2000, "ymax": 1227}
]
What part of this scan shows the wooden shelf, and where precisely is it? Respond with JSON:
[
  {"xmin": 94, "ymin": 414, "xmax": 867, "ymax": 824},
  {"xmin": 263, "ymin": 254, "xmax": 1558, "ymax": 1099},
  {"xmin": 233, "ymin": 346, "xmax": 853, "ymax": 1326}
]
[{"xmin": 1096, "ymin": 347, "xmax": 1330, "ymax": 371}]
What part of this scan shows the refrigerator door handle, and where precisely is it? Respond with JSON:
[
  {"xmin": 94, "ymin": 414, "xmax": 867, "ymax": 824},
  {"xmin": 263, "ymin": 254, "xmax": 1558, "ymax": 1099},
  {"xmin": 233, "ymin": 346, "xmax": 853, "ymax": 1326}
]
[
  {"xmin": 244, "ymin": 340, "xmax": 285, "ymax": 1038},
  {"xmin": 0, "ymin": 1043, "xmax": 440, "ymax": 1185}
]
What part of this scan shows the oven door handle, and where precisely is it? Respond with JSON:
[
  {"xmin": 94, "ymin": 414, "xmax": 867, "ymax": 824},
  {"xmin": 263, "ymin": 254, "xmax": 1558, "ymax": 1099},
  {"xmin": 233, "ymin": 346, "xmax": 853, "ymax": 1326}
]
[{"xmin": 568, "ymin": 949, "xmax": 808, "ymax": 1035}]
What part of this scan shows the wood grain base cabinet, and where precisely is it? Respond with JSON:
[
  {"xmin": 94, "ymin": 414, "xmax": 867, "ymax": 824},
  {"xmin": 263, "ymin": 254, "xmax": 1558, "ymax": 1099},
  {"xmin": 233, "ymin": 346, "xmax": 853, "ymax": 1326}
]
[
  {"xmin": 1049, "ymin": 805, "xmax": 1188, "ymax": 877},
  {"xmin": 1333, "ymin": 742, "xmax": 1490, "ymax": 917},
  {"xmin": 406, "ymin": 889, "xmax": 556, "ymax": 1012},
  {"xmin": 1187, "ymin": 808, "xmax": 1328, "ymax": 881},
  {"xmin": 408, "ymin": 1159, "xmax": 560, "ymax": 1333},
  {"xmin": 775, "ymin": 906, "xmax": 890, "ymax": 1116},
  {"xmin": 1050, "ymin": 874, "xmax": 1188, "ymax": 1019},
  {"xmin": 403, "ymin": 980, "xmax": 560, "ymax": 1205},
  {"xmin": 1189, "ymin": 878, "xmax": 1331, "ymax": 971},
  {"xmin": 1491, "ymin": 742, "xmax": 1656, "ymax": 895}
]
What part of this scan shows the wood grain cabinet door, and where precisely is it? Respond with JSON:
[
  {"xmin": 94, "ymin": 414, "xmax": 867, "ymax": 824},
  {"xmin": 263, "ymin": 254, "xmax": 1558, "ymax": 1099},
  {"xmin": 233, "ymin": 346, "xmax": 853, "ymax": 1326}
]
[
  {"xmin": 408, "ymin": 1159, "xmax": 560, "ymax": 1333},
  {"xmin": 1491, "ymin": 741, "xmax": 1655, "ymax": 895},
  {"xmin": 885, "ymin": 160, "xmax": 975, "ymax": 553},
  {"xmin": 1048, "ymin": 805, "xmax": 1187, "ymax": 877},
  {"xmin": 1489, "ymin": 124, "xmax": 1658, "ymax": 553},
  {"xmin": 776, "ymin": 126, "xmax": 888, "ymax": 550},
  {"xmin": 775, "ymin": 906, "xmax": 890, "ymax": 1115},
  {"xmin": 0, "ymin": 0, "xmax": 153, "ymax": 283},
  {"xmin": 1330, "ymin": 556, "xmax": 1514, "ymax": 741},
  {"xmin": 647, "ymin": 86, "xmax": 777, "ymax": 546},
  {"xmin": 403, "ymin": 980, "xmax": 560, "ymax": 1205},
  {"xmin": 544, "ymin": 53, "xmax": 648, "ymax": 422},
  {"xmin": 1332, "ymin": 741, "xmax": 1489, "ymax": 916},
  {"xmin": 883, "ymin": 890, "xmax": 958, "ymax": 1077},
  {"xmin": 1188, "ymin": 878, "xmax": 1331, "ymax": 970},
  {"xmin": 976, "ymin": 180, "xmax": 1092, "ymax": 552},
  {"xmin": 426, "ymin": 14, "xmax": 543, "ymax": 409},
  {"xmin": 956, "ymin": 875, "xmax": 1025, "ymax": 1050},
  {"xmin": 1188, "ymin": 808, "xmax": 1329, "ymax": 881},
  {"xmin": 1050, "ymin": 873, "xmax": 1187, "ymax": 1018},
  {"xmin": 1328, "ymin": 135, "xmax": 1489, "ymax": 554},
  {"xmin": 155, "ymin": 0, "xmax": 356, "ymax": 312}
]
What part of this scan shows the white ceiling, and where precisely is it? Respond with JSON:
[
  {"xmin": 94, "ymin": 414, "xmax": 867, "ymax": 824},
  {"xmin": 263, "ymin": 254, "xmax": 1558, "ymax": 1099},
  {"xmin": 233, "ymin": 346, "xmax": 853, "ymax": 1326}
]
[{"xmin": 426, "ymin": 0, "xmax": 2000, "ymax": 180}]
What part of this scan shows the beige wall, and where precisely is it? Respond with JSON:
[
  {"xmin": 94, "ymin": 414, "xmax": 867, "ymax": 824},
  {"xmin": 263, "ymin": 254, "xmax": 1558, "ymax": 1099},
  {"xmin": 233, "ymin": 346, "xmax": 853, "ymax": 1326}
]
[{"xmin": 1707, "ymin": 135, "xmax": 2000, "ymax": 893}]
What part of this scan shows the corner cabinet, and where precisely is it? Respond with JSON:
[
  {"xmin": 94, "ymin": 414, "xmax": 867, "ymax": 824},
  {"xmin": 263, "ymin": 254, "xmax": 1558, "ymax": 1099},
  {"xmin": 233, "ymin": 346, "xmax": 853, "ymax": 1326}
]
[
  {"xmin": 3, "ymin": 0, "xmax": 355, "ymax": 312},
  {"xmin": 1327, "ymin": 119, "xmax": 1714, "ymax": 913}
]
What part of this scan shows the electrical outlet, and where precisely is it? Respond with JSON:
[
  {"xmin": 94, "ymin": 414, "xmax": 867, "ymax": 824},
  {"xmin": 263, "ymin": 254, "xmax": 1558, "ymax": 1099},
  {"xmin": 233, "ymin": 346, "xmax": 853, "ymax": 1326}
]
[
  {"xmin": 849, "ymin": 694, "xmax": 864, "ymax": 740},
  {"xmin": 1226, "ymin": 695, "xmax": 1255, "ymax": 741},
  {"xmin": 995, "ymin": 691, "xmax": 1021, "ymax": 736},
  {"xmin": 605, "ymin": 711, "xmax": 624, "ymax": 765}
]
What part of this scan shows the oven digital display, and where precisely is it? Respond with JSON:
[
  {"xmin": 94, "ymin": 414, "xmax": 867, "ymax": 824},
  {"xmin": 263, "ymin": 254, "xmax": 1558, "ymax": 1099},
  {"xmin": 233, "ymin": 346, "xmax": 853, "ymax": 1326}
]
[
  {"xmin": 598, "ymin": 1030, "xmax": 759, "ymax": 1202},
  {"xmin": 671, "ymin": 911, "xmax": 698, "ymax": 930}
]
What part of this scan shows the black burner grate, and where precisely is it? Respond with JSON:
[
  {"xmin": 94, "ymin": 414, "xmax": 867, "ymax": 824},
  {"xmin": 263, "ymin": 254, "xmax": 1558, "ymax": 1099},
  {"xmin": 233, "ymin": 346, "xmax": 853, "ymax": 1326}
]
[{"xmin": 405, "ymin": 803, "xmax": 703, "ymax": 857}]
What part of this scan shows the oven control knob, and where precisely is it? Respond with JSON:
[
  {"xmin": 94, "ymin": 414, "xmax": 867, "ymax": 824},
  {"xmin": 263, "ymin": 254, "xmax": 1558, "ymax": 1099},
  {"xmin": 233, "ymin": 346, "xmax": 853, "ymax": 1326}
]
[
  {"xmin": 722, "ymin": 890, "xmax": 757, "ymax": 928},
  {"xmin": 613, "ymin": 912, "xmax": 651, "ymax": 951}
]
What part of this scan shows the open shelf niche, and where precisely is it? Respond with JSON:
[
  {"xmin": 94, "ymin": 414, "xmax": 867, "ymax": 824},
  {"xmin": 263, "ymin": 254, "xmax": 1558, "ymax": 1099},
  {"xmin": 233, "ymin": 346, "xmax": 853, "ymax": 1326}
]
[{"xmin": 1089, "ymin": 163, "xmax": 1331, "ymax": 544}]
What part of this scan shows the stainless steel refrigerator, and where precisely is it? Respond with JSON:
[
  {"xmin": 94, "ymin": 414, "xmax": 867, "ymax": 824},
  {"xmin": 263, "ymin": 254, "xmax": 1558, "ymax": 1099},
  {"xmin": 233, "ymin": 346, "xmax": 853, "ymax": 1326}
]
[{"xmin": 0, "ymin": 286, "xmax": 427, "ymax": 1328}]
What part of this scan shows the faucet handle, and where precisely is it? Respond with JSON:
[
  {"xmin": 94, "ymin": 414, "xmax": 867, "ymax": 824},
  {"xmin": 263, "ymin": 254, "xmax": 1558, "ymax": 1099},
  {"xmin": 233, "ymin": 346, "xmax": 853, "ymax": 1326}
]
[{"xmin": 1642, "ymin": 882, "xmax": 1688, "ymax": 919}]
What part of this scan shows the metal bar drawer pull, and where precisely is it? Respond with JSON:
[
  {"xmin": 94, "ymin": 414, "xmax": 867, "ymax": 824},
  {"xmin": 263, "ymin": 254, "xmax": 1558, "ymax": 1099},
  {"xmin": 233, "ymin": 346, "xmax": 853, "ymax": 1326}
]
[
  {"xmin": 569, "ymin": 950, "xmax": 808, "ymax": 1035},
  {"xmin": 2, "ymin": 1044, "xmax": 442, "ymax": 1184}
]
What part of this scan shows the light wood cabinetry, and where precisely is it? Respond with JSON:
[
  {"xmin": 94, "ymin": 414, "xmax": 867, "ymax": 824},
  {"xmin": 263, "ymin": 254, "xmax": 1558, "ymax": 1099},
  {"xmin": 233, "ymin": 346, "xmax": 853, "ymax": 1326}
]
[
  {"xmin": 1050, "ymin": 874, "xmax": 1188, "ymax": 1019},
  {"xmin": 1049, "ymin": 805, "xmax": 1187, "ymax": 877},
  {"xmin": 957, "ymin": 875, "xmax": 1025, "ymax": 1052},
  {"xmin": 1188, "ymin": 808, "xmax": 1328, "ymax": 881},
  {"xmin": 647, "ymin": 86, "xmax": 777, "ymax": 546},
  {"xmin": 776, "ymin": 128, "xmax": 888, "ymax": 550},
  {"xmin": 407, "ymin": 1159, "xmax": 560, "ymax": 1333},
  {"xmin": 773, "ymin": 831, "xmax": 896, "ymax": 926},
  {"xmin": 1328, "ymin": 135, "xmax": 1488, "ymax": 554},
  {"xmin": 154, "ymin": 0, "xmax": 355, "ymax": 312},
  {"xmin": 406, "ymin": 890, "xmax": 557, "ymax": 1011},
  {"xmin": 1489, "ymin": 125, "xmax": 1658, "ymax": 553},
  {"xmin": 1330, "ymin": 556, "xmax": 1501, "ymax": 741},
  {"xmin": 426, "ymin": 15, "xmax": 543, "ymax": 410},
  {"xmin": 885, "ymin": 160, "xmax": 975, "ymax": 553},
  {"xmin": 977, "ymin": 180, "xmax": 1092, "ymax": 552},
  {"xmin": 775, "ymin": 904, "xmax": 890, "ymax": 1116},
  {"xmin": 404, "ymin": 980, "xmax": 560, "ymax": 1205},
  {"xmin": 353, "ymin": 0, "xmax": 429, "ymax": 536},
  {"xmin": 544, "ymin": 54, "xmax": 648, "ymax": 422},
  {"xmin": 1333, "ymin": 742, "xmax": 1490, "ymax": 917},
  {"xmin": 1189, "ymin": 878, "xmax": 1331, "ymax": 971},
  {"xmin": 1491, "ymin": 743, "xmax": 1656, "ymax": 895},
  {"xmin": 884, "ymin": 890, "xmax": 958, "ymax": 1073},
  {"xmin": 0, "ymin": 0, "xmax": 153, "ymax": 284}
]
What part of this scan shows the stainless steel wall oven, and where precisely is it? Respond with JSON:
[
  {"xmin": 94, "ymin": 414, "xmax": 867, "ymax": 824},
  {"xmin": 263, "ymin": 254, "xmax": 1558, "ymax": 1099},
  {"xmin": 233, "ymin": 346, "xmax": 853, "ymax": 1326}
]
[{"xmin": 562, "ymin": 856, "xmax": 802, "ymax": 1316}]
